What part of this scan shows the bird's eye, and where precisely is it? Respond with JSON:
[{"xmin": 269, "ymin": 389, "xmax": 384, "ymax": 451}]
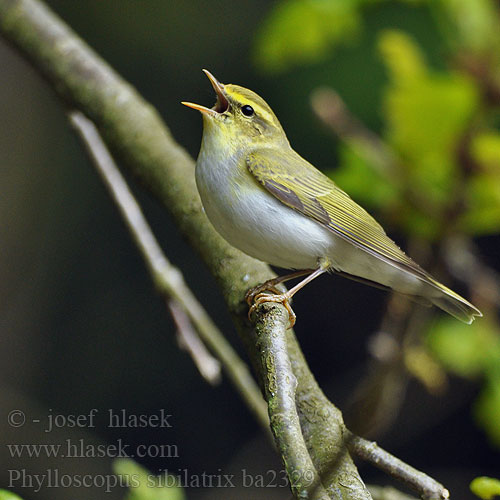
[{"xmin": 241, "ymin": 105, "xmax": 254, "ymax": 117}]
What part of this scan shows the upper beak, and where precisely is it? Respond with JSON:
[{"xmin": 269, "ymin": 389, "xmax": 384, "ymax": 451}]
[{"xmin": 182, "ymin": 69, "xmax": 229, "ymax": 115}]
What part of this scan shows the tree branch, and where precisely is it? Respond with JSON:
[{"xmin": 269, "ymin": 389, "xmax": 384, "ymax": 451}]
[
  {"xmin": 254, "ymin": 303, "xmax": 329, "ymax": 499},
  {"xmin": 368, "ymin": 485, "xmax": 418, "ymax": 500},
  {"xmin": 167, "ymin": 298, "xmax": 222, "ymax": 385},
  {"xmin": 347, "ymin": 433, "xmax": 449, "ymax": 500}
]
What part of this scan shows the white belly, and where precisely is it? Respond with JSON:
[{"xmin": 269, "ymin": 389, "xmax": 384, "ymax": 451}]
[
  {"xmin": 195, "ymin": 150, "xmax": 424, "ymax": 295},
  {"xmin": 197, "ymin": 154, "xmax": 333, "ymax": 269}
]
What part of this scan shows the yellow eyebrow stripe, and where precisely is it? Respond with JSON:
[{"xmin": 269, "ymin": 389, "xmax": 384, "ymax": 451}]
[
  {"xmin": 252, "ymin": 105, "xmax": 274, "ymax": 122},
  {"xmin": 226, "ymin": 89, "xmax": 276, "ymax": 123}
]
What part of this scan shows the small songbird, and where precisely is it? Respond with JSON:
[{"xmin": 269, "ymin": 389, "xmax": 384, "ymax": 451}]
[{"xmin": 182, "ymin": 70, "xmax": 482, "ymax": 326}]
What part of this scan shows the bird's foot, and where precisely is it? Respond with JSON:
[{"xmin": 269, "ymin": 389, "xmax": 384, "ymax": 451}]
[
  {"xmin": 245, "ymin": 280, "xmax": 285, "ymax": 306},
  {"xmin": 247, "ymin": 290, "xmax": 296, "ymax": 328},
  {"xmin": 245, "ymin": 271, "xmax": 315, "ymax": 328}
]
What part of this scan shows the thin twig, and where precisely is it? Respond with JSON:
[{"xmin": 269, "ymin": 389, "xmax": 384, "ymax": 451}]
[
  {"xmin": 346, "ymin": 432, "xmax": 450, "ymax": 500},
  {"xmin": 68, "ymin": 110, "xmax": 268, "ymax": 431},
  {"xmin": 167, "ymin": 298, "xmax": 221, "ymax": 385},
  {"xmin": 368, "ymin": 485, "xmax": 418, "ymax": 500}
]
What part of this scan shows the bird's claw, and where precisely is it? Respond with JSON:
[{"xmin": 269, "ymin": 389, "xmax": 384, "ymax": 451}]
[
  {"xmin": 245, "ymin": 282, "xmax": 283, "ymax": 306},
  {"xmin": 247, "ymin": 291, "xmax": 296, "ymax": 329}
]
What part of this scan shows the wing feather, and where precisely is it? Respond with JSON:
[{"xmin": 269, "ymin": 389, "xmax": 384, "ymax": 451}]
[{"xmin": 246, "ymin": 148, "xmax": 431, "ymax": 281}]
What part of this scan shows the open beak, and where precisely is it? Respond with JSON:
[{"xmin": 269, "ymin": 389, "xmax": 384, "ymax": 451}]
[{"xmin": 182, "ymin": 69, "xmax": 229, "ymax": 115}]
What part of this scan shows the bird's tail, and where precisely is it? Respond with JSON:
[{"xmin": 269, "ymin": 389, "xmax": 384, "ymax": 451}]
[{"xmin": 426, "ymin": 279, "xmax": 482, "ymax": 324}]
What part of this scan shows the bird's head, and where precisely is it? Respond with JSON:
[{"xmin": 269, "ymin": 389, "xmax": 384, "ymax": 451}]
[{"xmin": 182, "ymin": 70, "xmax": 288, "ymax": 151}]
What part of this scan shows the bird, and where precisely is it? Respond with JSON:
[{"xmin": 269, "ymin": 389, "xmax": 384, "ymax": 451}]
[{"xmin": 182, "ymin": 70, "xmax": 482, "ymax": 327}]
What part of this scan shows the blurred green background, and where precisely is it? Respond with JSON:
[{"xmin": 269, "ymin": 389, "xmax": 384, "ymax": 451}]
[{"xmin": 1, "ymin": 1, "xmax": 499, "ymax": 499}]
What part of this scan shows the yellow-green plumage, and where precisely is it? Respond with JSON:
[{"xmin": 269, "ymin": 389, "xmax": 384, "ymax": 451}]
[{"xmin": 183, "ymin": 70, "xmax": 482, "ymax": 324}]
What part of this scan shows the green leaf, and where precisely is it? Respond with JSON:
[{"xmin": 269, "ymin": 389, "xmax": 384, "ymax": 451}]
[
  {"xmin": 379, "ymin": 30, "xmax": 479, "ymax": 206},
  {"xmin": 331, "ymin": 124, "xmax": 445, "ymax": 241},
  {"xmin": 458, "ymin": 132, "xmax": 500, "ymax": 235},
  {"xmin": 377, "ymin": 29, "xmax": 427, "ymax": 84},
  {"xmin": 434, "ymin": 0, "xmax": 500, "ymax": 53},
  {"xmin": 0, "ymin": 491, "xmax": 24, "ymax": 500},
  {"xmin": 471, "ymin": 132, "xmax": 500, "ymax": 172},
  {"xmin": 331, "ymin": 145, "xmax": 400, "ymax": 210},
  {"xmin": 252, "ymin": 0, "xmax": 362, "ymax": 73},
  {"xmin": 426, "ymin": 317, "xmax": 500, "ymax": 378},
  {"xmin": 460, "ymin": 172, "xmax": 500, "ymax": 236},
  {"xmin": 113, "ymin": 459, "xmax": 185, "ymax": 500},
  {"xmin": 398, "ymin": 206, "xmax": 441, "ymax": 240},
  {"xmin": 428, "ymin": 318, "xmax": 500, "ymax": 447},
  {"xmin": 385, "ymin": 74, "xmax": 477, "ymax": 163},
  {"xmin": 471, "ymin": 476, "xmax": 500, "ymax": 499}
]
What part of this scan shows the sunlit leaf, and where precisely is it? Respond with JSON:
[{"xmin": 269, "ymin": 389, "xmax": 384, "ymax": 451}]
[
  {"xmin": 377, "ymin": 29, "xmax": 427, "ymax": 84},
  {"xmin": 466, "ymin": 132, "xmax": 500, "ymax": 234},
  {"xmin": 253, "ymin": 0, "xmax": 362, "ymax": 73},
  {"xmin": 471, "ymin": 132, "xmax": 500, "ymax": 172},
  {"xmin": 331, "ymin": 145, "xmax": 400, "ymax": 209},
  {"xmin": 0, "ymin": 491, "xmax": 24, "ymax": 500},
  {"xmin": 471, "ymin": 476, "xmax": 500, "ymax": 499},
  {"xmin": 434, "ymin": 0, "xmax": 500, "ymax": 53},
  {"xmin": 384, "ymin": 74, "xmax": 477, "ymax": 166},
  {"xmin": 460, "ymin": 172, "xmax": 500, "ymax": 236},
  {"xmin": 426, "ymin": 317, "xmax": 500, "ymax": 378},
  {"xmin": 113, "ymin": 459, "xmax": 185, "ymax": 500},
  {"xmin": 379, "ymin": 30, "xmax": 479, "ymax": 206}
]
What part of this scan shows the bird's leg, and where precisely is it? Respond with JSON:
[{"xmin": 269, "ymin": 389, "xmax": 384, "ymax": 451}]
[
  {"xmin": 245, "ymin": 269, "xmax": 314, "ymax": 305},
  {"xmin": 247, "ymin": 266, "xmax": 327, "ymax": 328}
]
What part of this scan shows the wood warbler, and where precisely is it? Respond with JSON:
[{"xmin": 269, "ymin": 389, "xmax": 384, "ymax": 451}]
[{"xmin": 182, "ymin": 70, "xmax": 482, "ymax": 326}]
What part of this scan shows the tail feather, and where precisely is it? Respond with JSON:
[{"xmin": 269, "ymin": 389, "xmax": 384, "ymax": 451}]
[
  {"xmin": 333, "ymin": 268, "xmax": 482, "ymax": 323},
  {"xmin": 426, "ymin": 280, "xmax": 482, "ymax": 324}
]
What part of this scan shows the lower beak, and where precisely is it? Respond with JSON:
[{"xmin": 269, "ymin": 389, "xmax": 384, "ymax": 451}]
[{"xmin": 181, "ymin": 101, "xmax": 214, "ymax": 115}]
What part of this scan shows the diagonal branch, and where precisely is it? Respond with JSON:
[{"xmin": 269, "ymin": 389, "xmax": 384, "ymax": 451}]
[
  {"xmin": 167, "ymin": 298, "xmax": 222, "ymax": 385},
  {"xmin": 347, "ymin": 433, "xmax": 449, "ymax": 500}
]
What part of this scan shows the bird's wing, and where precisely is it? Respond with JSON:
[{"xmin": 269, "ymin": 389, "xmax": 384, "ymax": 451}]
[{"xmin": 246, "ymin": 147, "xmax": 430, "ymax": 281}]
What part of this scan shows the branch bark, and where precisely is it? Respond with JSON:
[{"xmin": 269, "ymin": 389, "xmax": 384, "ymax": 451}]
[
  {"xmin": 255, "ymin": 303, "xmax": 329, "ymax": 499},
  {"xmin": 347, "ymin": 433, "xmax": 449, "ymax": 500}
]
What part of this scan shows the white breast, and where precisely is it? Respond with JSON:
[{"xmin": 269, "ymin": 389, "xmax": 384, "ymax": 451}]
[{"xmin": 195, "ymin": 150, "xmax": 335, "ymax": 270}]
